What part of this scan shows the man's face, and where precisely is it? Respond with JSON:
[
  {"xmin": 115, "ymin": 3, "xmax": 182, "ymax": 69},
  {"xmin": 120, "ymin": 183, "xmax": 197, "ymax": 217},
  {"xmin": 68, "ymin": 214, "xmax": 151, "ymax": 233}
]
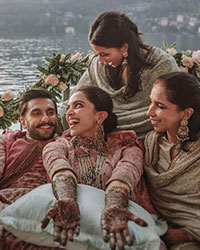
[{"xmin": 20, "ymin": 98, "xmax": 57, "ymax": 141}]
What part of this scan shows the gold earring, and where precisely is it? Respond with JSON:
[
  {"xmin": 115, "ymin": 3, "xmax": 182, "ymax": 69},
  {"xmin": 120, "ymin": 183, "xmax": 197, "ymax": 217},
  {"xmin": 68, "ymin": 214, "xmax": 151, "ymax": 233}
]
[
  {"xmin": 122, "ymin": 51, "xmax": 128, "ymax": 66},
  {"xmin": 95, "ymin": 122, "xmax": 105, "ymax": 141},
  {"xmin": 94, "ymin": 122, "xmax": 105, "ymax": 152},
  {"xmin": 176, "ymin": 118, "xmax": 190, "ymax": 142}
]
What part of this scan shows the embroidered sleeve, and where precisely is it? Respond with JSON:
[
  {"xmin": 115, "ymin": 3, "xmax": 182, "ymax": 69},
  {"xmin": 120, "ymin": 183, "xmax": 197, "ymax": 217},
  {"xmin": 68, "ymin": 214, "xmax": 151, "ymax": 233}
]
[
  {"xmin": 43, "ymin": 137, "xmax": 77, "ymax": 180},
  {"xmin": 106, "ymin": 144, "xmax": 144, "ymax": 194}
]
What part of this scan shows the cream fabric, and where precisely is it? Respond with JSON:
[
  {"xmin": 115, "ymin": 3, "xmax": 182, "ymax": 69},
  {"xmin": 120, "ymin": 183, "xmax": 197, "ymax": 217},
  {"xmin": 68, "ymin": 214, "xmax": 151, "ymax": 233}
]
[
  {"xmin": 0, "ymin": 184, "xmax": 167, "ymax": 250},
  {"xmin": 144, "ymin": 131, "xmax": 200, "ymax": 241},
  {"xmin": 157, "ymin": 135, "xmax": 181, "ymax": 173},
  {"xmin": 170, "ymin": 242, "xmax": 200, "ymax": 250}
]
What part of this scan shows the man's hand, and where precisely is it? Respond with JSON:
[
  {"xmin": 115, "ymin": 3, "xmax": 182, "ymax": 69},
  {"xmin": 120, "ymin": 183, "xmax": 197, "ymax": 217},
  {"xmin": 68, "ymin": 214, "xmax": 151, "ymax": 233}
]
[
  {"xmin": 41, "ymin": 199, "xmax": 80, "ymax": 246},
  {"xmin": 101, "ymin": 206, "xmax": 148, "ymax": 250}
]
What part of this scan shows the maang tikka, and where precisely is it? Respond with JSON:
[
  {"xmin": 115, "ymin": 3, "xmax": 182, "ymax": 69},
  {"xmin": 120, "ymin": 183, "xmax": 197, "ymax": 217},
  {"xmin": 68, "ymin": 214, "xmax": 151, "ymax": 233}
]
[{"xmin": 176, "ymin": 118, "xmax": 190, "ymax": 142}]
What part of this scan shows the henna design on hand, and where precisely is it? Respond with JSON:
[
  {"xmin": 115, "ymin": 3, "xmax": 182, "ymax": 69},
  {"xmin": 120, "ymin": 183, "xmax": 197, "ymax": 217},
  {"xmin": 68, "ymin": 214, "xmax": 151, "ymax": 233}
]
[
  {"xmin": 101, "ymin": 186, "xmax": 148, "ymax": 250},
  {"xmin": 41, "ymin": 174, "xmax": 80, "ymax": 246}
]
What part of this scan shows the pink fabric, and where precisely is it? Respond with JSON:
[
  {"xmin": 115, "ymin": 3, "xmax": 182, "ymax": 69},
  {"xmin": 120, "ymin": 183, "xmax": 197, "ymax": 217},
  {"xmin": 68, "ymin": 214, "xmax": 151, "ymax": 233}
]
[
  {"xmin": 1, "ymin": 231, "xmax": 61, "ymax": 250},
  {"xmin": 43, "ymin": 130, "xmax": 146, "ymax": 203},
  {"xmin": 0, "ymin": 130, "xmax": 52, "ymax": 211},
  {"xmin": 3, "ymin": 130, "xmax": 27, "ymax": 167},
  {"xmin": 0, "ymin": 130, "xmax": 55, "ymax": 249}
]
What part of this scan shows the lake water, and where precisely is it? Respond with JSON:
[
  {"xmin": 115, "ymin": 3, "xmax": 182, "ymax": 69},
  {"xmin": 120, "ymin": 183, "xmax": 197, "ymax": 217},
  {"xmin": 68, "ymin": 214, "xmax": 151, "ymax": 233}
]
[{"xmin": 0, "ymin": 33, "xmax": 199, "ymax": 94}]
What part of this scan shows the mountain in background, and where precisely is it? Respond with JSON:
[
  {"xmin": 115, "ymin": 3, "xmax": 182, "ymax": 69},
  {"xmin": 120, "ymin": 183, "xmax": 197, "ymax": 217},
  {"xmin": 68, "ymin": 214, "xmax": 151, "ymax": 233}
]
[{"xmin": 0, "ymin": 0, "xmax": 199, "ymax": 37}]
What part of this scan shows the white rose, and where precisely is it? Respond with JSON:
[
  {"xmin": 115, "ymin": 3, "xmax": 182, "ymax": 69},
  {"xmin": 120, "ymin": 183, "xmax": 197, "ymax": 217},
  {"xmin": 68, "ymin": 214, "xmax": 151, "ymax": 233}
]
[
  {"xmin": 167, "ymin": 48, "xmax": 177, "ymax": 56},
  {"xmin": 70, "ymin": 53, "xmax": 82, "ymax": 63},
  {"xmin": 45, "ymin": 74, "xmax": 59, "ymax": 86},
  {"xmin": 0, "ymin": 106, "xmax": 4, "ymax": 117},
  {"xmin": 1, "ymin": 90, "xmax": 15, "ymax": 101}
]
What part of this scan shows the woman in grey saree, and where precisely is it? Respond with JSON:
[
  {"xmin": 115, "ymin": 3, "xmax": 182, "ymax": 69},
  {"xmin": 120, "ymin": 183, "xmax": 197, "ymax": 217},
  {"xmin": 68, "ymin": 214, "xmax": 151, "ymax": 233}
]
[{"xmin": 144, "ymin": 72, "xmax": 200, "ymax": 250}]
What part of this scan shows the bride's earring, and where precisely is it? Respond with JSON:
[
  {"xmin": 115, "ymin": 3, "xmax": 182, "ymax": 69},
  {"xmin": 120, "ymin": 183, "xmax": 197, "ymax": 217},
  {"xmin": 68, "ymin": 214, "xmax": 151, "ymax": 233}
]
[
  {"xmin": 95, "ymin": 122, "xmax": 105, "ymax": 141},
  {"xmin": 94, "ymin": 122, "xmax": 105, "ymax": 152}
]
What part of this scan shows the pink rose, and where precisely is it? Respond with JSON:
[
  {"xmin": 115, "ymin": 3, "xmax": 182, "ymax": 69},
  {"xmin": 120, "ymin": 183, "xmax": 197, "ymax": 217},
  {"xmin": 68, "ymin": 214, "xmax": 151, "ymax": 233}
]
[
  {"xmin": 182, "ymin": 55, "xmax": 194, "ymax": 68},
  {"xmin": 70, "ymin": 53, "xmax": 82, "ymax": 63},
  {"xmin": 167, "ymin": 48, "xmax": 177, "ymax": 56},
  {"xmin": 192, "ymin": 50, "xmax": 200, "ymax": 65},
  {"xmin": 0, "ymin": 106, "xmax": 4, "ymax": 117},
  {"xmin": 1, "ymin": 90, "xmax": 15, "ymax": 101},
  {"xmin": 45, "ymin": 74, "xmax": 59, "ymax": 86}
]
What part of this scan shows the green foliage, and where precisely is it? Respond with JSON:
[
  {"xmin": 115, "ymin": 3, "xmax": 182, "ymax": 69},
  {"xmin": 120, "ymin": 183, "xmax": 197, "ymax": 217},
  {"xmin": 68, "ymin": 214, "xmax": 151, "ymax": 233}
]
[
  {"xmin": 0, "ymin": 52, "xmax": 89, "ymax": 130},
  {"xmin": 1, "ymin": 44, "xmax": 200, "ymax": 130},
  {"xmin": 32, "ymin": 52, "xmax": 89, "ymax": 102},
  {"xmin": 0, "ymin": 95, "xmax": 20, "ymax": 130},
  {"xmin": 162, "ymin": 41, "xmax": 200, "ymax": 81}
]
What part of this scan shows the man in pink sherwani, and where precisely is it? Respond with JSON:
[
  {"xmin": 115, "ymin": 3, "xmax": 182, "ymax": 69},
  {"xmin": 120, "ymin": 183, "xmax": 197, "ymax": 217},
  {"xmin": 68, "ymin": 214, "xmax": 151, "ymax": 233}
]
[{"xmin": 0, "ymin": 88, "xmax": 61, "ymax": 250}]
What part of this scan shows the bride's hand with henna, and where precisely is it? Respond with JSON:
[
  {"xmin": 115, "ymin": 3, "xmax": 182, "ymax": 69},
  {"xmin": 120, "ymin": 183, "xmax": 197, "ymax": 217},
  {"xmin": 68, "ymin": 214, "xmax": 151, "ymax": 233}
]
[
  {"xmin": 101, "ymin": 206, "xmax": 148, "ymax": 250},
  {"xmin": 41, "ymin": 173, "xmax": 79, "ymax": 246},
  {"xmin": 101, "ymin": 184, "xmax": 148, "ymax": 250},
  {"xmin": 41, "ymin": 198, "xmax": 80, "ymax": 246}
]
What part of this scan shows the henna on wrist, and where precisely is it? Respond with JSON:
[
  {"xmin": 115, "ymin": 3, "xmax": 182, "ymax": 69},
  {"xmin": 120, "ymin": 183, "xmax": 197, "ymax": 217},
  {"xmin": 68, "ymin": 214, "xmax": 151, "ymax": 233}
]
[
  {"xmin": 52, "ymin": 174, "xmax": 77, "ymax": 201},
  {"xmin": 41, "ymin": 174, "xmax": 80, "ymax": 246},
  {"xmin": 105, "ymin": 186, "xmax": 129, "ymax": 209},
  {"xmin": 101, "ymin": 185, "xmax": 148, "ymax": 250}
]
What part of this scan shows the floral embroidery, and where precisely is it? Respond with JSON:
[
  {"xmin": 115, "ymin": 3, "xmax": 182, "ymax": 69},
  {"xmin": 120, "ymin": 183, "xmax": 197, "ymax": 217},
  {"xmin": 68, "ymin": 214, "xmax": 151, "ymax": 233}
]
[{"xmin": 71, "ymin": 136, "xmax": 107, "ymax": 188}]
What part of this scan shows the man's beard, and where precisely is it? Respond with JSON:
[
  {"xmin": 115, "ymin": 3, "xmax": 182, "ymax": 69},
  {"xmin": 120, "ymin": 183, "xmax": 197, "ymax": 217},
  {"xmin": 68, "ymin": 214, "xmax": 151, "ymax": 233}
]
[{"xmin": 27, "ymin": 122, "xmax": 57, "ymax": 141}]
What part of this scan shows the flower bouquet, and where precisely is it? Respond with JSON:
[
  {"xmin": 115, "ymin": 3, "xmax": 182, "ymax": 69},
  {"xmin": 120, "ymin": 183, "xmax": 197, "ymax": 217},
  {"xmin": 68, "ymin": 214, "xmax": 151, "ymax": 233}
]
[
  {"xmin": 162, "ymin": 41, "xmax": 200, "ymax": 81},
  {"xmin": 0, "ymin": 52, "xmax": 89, "ymax": 130},
  {"xmin": 0, "ymin": 90, "xmax": 20, "ymax": 130},
  {"xmin": 33, "ymin": 52, "xmax": 89, "ymax": 101}
]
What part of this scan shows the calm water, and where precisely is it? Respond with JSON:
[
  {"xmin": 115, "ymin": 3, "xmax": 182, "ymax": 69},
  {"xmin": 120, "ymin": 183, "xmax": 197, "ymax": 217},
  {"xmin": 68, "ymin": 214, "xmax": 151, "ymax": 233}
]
[
  {"xmin": 0, "ymin": 33, "xmax": 199, "ymax": 94},
  {"xmin": 0, "ymin": 34, "xmax": 90, "ymax": 94}
]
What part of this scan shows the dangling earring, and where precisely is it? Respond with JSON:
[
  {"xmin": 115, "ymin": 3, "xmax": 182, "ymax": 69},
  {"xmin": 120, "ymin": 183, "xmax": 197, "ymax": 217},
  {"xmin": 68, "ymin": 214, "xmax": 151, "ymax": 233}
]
[
  {"xmin": 95, "ymin": 122, "xmax": 105, "ymax": 152},
  {"xmin": 121, "ymin": 51, "xmax": 128, "ymax": 88},
  {"xmin": 95, "ymin": 122, "xmax": 105, "ymax": 141},
  {"xmin": 176, "ymin": 118, "xmax": 190, "ymax": 142},
  {"xmin": 122, "ymin": 51, "xmax": 128, "ymax": 66}
]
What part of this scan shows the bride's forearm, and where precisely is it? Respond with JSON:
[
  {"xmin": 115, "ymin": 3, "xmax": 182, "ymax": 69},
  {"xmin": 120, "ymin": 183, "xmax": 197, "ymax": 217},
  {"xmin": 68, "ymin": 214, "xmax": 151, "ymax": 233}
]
[{"xmin": 52, "ymin": 170, "xmax": 77, "ymax": 201}]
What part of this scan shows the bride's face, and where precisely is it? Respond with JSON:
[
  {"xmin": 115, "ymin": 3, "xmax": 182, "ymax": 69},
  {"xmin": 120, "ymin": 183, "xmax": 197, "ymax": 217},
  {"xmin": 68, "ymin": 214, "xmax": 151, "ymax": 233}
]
[
  {"xmin": 90, "ymin": 43, "xmax": 125, "ymax": 67},
  {"xmin": 66, "ymin": 91, "xmax": 100, "ymax": 138}
]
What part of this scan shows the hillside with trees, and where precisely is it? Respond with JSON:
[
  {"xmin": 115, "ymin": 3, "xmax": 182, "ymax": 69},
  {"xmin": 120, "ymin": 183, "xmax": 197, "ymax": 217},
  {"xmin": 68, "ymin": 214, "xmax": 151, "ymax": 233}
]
[{"xmin": 0, "ymin": 0, "xmax": 199, "ymax": 37}]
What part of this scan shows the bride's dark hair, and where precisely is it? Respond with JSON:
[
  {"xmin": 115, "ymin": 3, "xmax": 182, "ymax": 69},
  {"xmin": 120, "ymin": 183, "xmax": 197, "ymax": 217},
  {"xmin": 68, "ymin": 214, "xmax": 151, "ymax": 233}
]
[{"xmin": 73, "ymin": 86, "xmax": 117, "ymax": 135}]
